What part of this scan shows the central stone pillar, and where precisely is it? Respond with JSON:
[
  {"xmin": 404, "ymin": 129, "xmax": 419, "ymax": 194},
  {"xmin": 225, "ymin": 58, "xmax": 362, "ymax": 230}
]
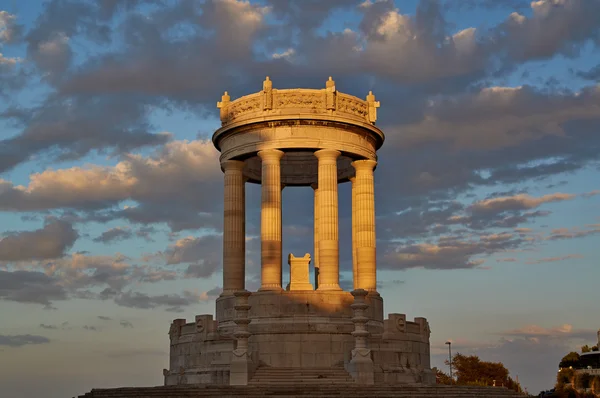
[
  {"xmin": 352, "ymin": 159, "xmax": 377, "ymax": 291},
  {"xmin": 258, "ymin": 149, "xmax": 284, "ymax": 290},
  {"xmin": 222, "ymin": 160, "xmax": 246, "ymax": 295},
  {"xmin": 314, "ymin": 149, "xmax": 341, "ymax": 291}
]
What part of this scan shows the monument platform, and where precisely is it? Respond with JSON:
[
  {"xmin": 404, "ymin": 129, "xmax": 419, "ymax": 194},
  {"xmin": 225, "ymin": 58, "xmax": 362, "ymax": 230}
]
[{"xmin": 77, "ymin": 384, "xmax": 527, "ymax": 398}]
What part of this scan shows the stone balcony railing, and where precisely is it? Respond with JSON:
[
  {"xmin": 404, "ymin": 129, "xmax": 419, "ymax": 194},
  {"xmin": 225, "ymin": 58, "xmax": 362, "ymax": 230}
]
[{"xmin": 217, "ymin": 77, "xmax": 380, "ymax": 128}]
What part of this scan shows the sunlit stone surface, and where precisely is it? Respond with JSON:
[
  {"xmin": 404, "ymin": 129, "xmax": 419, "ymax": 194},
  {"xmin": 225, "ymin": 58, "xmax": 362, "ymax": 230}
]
[{"xmin": 163, "ymin": 77, "xmax": 435, "ymax": 387}]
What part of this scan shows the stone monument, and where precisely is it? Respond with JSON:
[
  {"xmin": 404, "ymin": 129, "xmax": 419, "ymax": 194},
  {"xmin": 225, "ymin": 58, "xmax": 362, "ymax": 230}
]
[{"xmin": 162, "ymin": 77, "xmax": 435, "ymax": 387}]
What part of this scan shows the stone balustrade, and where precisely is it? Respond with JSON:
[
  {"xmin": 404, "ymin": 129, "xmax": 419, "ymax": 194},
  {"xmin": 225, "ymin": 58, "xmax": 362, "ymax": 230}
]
[{"xmin": 217, "ymin": 77, "xmax": 379, "ymax": 128}]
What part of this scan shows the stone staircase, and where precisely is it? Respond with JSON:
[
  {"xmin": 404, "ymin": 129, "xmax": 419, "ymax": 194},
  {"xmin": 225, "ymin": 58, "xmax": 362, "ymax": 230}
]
[
  {"xmin": 249, "ymin": 366, "xmax": 354, "ymax": 385},
  {"xmin": 77, "ymin": 384, "xmax": 529, "ymax": 397}
]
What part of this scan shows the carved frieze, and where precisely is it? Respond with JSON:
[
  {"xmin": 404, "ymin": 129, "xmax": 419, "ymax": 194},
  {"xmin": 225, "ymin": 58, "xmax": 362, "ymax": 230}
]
[
  {"xmin": 276, "ymin": 91, "xmax": 324, "ymax": 108},
  {"xmin": 337, "ymin": 94, "xmax": 368, "ymax": 119}
]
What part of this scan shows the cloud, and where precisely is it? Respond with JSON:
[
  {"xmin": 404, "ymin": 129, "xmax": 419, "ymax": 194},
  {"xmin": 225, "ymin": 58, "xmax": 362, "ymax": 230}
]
[
  {"xmin": 380, "ymin": 232, "xmax": 524, "ymax": 270},
  {"xmin": 582, "ymin": 189, "xmax": 600, "ymax": 198},
  {"xmin": 93, "ymin": 227, "xmax": 133, "ymax": 244},
  {"xmin": 39, "ymin": 324, "xmax": 57, "ymax": 329},
  {"xmin": 0, "ymin": 334, "xmax": 50, "ymax": 347},
  {"xmin": 0, "ymin": 11, "xmax": 22, "ymax": 43},
  {"xmin": 524, "ymin": 254, "xmax": 583, "ymax": 264},
  {"xmin": 119, "ymin": 320, "xmax": 133, "ymax": 328},
  {"xmin": 546, "ymin": 224, "xmax": 600, "ymax": 240},
  {"xmin": 97, "ymin": 316, "xmax": 111, "ymax": 321},
  {"xmin": 113, "ymin": 290, "xmax": 212, "ymax": 312},
  {"xmin": 0, "ymin": 140, "xmax": 222, "ymax": 231},
  {"xmin": 468, "ymin": 193, "xmax": 576, "ymax": 215},
  {"xmin": 83, "ymin": 325, "xmax": 98, "ymax": 331},
  {"xmin": 0, "ymin": 270, "xmax": 67, "ymax": 306},
  {"xmin": 500, "ymin": 323, "xmax": 595, "ymax": 339},
  {"xmin": 0, "ymin": 220, "xmax": 78, "ymax": 262},
  {"xmin": 161, "ymin": 235, "xmax": 222, "ymax": 278}
]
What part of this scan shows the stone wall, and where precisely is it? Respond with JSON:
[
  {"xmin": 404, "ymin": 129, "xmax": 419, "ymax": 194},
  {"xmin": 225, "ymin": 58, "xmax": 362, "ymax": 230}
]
[{"xmin": 165, "ymin": 292, "xmax": 433, "ymax": 386}]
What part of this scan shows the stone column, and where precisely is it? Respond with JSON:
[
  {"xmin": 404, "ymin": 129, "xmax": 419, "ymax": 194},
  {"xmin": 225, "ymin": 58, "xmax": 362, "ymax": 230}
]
[
  {"xmin": 311, "ymin": 183, "xmax": 320, "ymax": 289},
  {"xmin": 230, "ymin": 290, "xmax": 253, "ymax": 385},
  {"xmin": 222, "ymin": 160, "xmax": 246, "ymax": 295},
  {"xmin": 352, "ymin": 159, "xmax": 377, "ymax": 292},
  {"xmin": 258, "ymin": 149, "xmax": 284, "ymax": 290},
  {"xmin": 314, "ymin": 149, "xmax": 341, "ymax": 291},
  {"xmin": 347, "ymin": 289, "xmax": 374, "ymax": 384},
  {"xmin": 350, "ymin": 176, "xmax": 358, "ymax": 290}
]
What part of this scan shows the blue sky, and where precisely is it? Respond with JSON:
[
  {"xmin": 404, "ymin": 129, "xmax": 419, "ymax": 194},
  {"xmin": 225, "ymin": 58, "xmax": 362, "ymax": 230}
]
[{"xmin": 1, "ymin": 0, "xmax": 600, "ymax": 396}]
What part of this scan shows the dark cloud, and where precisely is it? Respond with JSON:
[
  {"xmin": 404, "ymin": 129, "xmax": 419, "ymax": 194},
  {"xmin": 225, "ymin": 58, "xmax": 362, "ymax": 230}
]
[
  {"xmin": 93, "ymin": 227, "xmax": 133, "ymax": 244},
  {"xmin": 113, "ymin": 290, "xmax": 209, "ymax": 312},
  {"xmin": 0, "ymin": 95, "xmax": 170, "ymax": 173},
  {"xmin": 576, "ymin": 63, "xmax": 600, "ymax": 81},
  {"xmin": 97, "ymin": 316, "xmax": 111, "ymax": 321},
  {"xmin": 0, "ymin": 270, "xmax": 67, "ymax": 306},
  {"xmin": 0, "ymin": 220, "xmax": 78, "ymax": 261},
  {"xmin": 164, "ymin": 235, "xmax": 222, "ymax": 278},
  {"xmin": 0, "ymin": 334, "xmax": 50, "ymax": 347},
  {"xmin": 83, "ymin": 325, "xmax": 98, "ymax": 331},
  {"xmin": 39, "ymin": 323, "xmax": 57, "ymax": 329},
  {"xmin": 379, "ymin": 232, "xmax": 524, "ymax": 270}
]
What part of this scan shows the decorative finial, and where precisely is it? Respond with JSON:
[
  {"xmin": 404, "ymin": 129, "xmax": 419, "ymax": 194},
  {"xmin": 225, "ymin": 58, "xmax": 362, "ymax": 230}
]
[
  {"xmin": 262, "ymin": 76, "xmax": 273, "ymax": 110},
  {"xmin": 217, "ymin": 91, "xmax": 231, "ymax": 124},
  {"xmin": 366, "ymin": 91, "xmax": 380, "ymax": 124},
  {"xmin": 326, "ymin": 76, "xmax": 335, "ymax": 89}
]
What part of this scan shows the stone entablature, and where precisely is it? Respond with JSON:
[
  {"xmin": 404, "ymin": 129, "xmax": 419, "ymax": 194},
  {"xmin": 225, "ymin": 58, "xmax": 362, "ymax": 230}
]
[
  {"xmin": 217, "ymin": 77, "xmax": 379, "ymax": 129},
  {"xmin": 212, "ymin": 77, "xmax": 385, "ymax": 183}
]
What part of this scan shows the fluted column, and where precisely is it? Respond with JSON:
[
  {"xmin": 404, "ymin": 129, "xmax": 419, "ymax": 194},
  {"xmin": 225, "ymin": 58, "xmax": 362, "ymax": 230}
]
[
  {"xmin": 314, "ymin": 149, "xmax": 341, "ymax": 291},
  {"xmin": 258, "ymin": 149, "xmax": 284, "ymax": 290},
  {"xmin": 311, "ymin": 183, "xmax": 320, "ymax": 289},
  {"xmin": 352, "ymin": 159, "xmax": 377, "ymax": 291},
  {"xmin": 350, "ymin": 176, "xmax": 358, "ymax": 290},
  {"xmin": 222, "ymin": 160, "xmax": 246, "ymax": 295}
]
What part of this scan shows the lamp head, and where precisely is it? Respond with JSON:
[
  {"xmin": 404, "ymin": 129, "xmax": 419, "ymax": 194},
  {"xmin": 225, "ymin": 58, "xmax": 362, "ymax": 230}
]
[{"xmin": 445, "ymin": 341, "xmax": 451, "ymax": 345}]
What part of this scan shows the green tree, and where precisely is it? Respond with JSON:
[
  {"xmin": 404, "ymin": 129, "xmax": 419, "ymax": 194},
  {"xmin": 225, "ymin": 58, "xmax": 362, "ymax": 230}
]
[
  {"xmin": 591, "ymin": 376, "xmax": 600, "ymax": 395},
  {"xmin": 556, "ymin": 367, "xmax": 575, "ymax": 388},
  {"xmin": 445, "ymin": 353, "xmax": 522, "ymax": 392},
  {"xmin": 575, "ymin": 372, "xmax": 592, "ymax": 389},
  {"xmin": 592, "ymin": 345, "xmax": 599, "ymax": 352},
  {"xmin": 559, "ymin": 352, "xmax": 581, "ymax": 369},
  {"xmin": 432, "ymin": 367, "xmax": 452, "ymax": 385},
  {"xmin": 582, "ymin": 345, "xmax": 591, "ymax": 353}
]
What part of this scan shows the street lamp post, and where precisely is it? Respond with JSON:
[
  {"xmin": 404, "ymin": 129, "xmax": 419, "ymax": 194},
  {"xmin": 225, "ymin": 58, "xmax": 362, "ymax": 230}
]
[{"xmin": 445, "ymin": 341, "xmax": 453, "ymax": 384}]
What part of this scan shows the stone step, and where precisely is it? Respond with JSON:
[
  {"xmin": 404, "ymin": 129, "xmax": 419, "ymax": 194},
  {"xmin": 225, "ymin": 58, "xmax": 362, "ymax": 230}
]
[{"xmin": 77, "ymin": 385, "xmax": 527, "ymax": 398}]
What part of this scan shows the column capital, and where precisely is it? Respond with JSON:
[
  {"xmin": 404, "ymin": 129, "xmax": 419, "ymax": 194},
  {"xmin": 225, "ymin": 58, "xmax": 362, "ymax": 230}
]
[
  {"xmin": 314, "ymin": 149, "xmax": 340, "ymax": 161},
  {"xmin": 351, "ymin": 159, "xmax": 377, "ymax": 172},
  {"xmin": 258, "ymin": 148, "xmax": 284, "ymax": 162},
  {"xmin": 311, "ymin": 183, "xmax": 318, "ymax": 190},
  {"xmin": 222, "ymin": 159, "xmax": 246, "ymax": 172}
]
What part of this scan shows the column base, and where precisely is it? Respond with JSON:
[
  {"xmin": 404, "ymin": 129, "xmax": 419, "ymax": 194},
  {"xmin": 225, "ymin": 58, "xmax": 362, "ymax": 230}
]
[
  {"xmin": 258, "ymin": 285, "xmax": 283, "ymax": 292},
  {"xmin": 229, "ymin": 349, "xmax": 253, "ymax": 386},
  {"xmin": 317, "ymin": 284, "xmax": 342, "ymax": 291},
  {"xmin": 346, "ymin": 348, "xmax": 374, "ymax": 385}
]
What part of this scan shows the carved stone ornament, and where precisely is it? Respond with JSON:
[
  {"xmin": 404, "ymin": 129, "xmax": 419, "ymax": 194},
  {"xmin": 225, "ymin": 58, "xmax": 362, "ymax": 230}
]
[
  {"xmin": 396, "ymin": 317, "xmax": 406, "ymax": 332},
  {"xmin": 196, "ymin": 317, "xmax": 205, "ymax": 333}
]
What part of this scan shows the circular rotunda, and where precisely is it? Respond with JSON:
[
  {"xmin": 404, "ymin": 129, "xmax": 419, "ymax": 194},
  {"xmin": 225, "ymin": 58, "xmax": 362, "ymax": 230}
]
[{"xmin": 163, "ymin": 77, "xmax": 434, "ymax": 387}]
